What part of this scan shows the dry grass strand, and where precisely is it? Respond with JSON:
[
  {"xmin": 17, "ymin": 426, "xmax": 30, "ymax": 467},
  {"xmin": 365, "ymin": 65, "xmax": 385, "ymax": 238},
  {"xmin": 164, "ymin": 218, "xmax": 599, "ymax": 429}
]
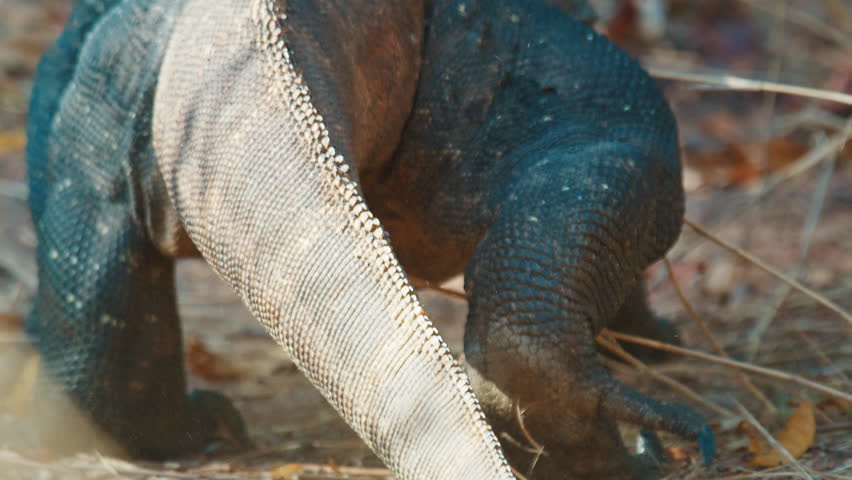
[
  {"xmin": 601, "ymin": 330, "xmax": 852, "ymax": 403},
  {"xmin": 647, "ymin": 67, "xmax": 852, "ymax": 105},
  {"xmin": 683, "ymin": 217, "xmax": 852, "ymax": 327},
  {"xmin": 663, "ymin": 258, "xmax": 777, "ymax": 414}
]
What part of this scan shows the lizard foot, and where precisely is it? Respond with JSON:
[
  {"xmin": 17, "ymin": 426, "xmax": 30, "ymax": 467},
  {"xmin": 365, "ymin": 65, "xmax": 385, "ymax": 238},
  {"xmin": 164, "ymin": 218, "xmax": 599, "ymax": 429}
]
[
  {"xmin": 463, "ymin": 361, "xmax": 714, "ymax": 479},
  {"xmin": 133, "ymin": 390, "xmax": 251, "ymax": 460},
  {"xmin": 186, "ymin": 390, "xmax": 252, "ymax": 456}
]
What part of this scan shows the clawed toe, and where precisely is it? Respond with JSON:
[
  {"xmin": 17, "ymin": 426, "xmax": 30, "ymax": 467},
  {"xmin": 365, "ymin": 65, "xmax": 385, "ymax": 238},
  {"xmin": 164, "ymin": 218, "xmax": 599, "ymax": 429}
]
[
  {"xmin": 598, "ymin": 379, "xmax": 707, "ymax": 440},
  {"xmin": 697, "ymin": 423, "xmax": 716, "ymax": 465}
]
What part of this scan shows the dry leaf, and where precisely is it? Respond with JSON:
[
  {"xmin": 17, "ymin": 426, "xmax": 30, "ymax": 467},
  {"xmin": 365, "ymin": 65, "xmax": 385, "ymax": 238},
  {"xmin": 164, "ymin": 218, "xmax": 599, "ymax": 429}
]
[
  {"xmin": 685, "ymin": 144, "xmax": 759, "ymax": 187},
  {"xmin": 0, "ymin": 313, "xmax": 23, "ymax": 331},
  {"xmin": 327, "ymin": 457, "xmax": 343, "ymax": 474},
  {"xmin": 684, "ymin": 135, "xmax": 806, "ymax": 188},
  {"xmin": 186, "ymin": 337, "xmax": 242, "ymax": 381},
  {"xmin": 666, "ymin": 446, "xmax": 690, "ymax": 462},
  {"xmin": 765, "ymin": 137, "xmax": 806, "ymax": 172},
  {"xmin": 725, "ymin": 143, "xmax": 762, "ymax": 186},
  {"xmin": 270, "ymin": 463, "xmax": 305, "ymax": 479},
  {"xmin": 740, "ymin": 401, "xmax": 815, "ymax": 467}
]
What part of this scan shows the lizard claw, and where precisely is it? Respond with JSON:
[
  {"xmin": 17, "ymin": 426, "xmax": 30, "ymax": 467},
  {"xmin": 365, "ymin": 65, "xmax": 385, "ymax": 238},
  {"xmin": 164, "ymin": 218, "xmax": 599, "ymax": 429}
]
[
  {"xmin": 698, "ymin": 423, "xmax": 716, "ymax": 465},
  {"xmin": 635, "ymin": 424, "xmax": 716, "ymax": 471},
  {"xmin": 636, "ymin": 429, "xmax": 668, "ymax": 465}
]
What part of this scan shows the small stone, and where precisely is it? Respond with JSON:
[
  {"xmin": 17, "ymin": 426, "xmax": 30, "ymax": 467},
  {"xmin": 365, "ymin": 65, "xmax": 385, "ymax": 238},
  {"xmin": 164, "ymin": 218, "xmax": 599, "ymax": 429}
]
[{"xmin": 702, "ymin": 260, "xmax": 735, "ymax": 296}]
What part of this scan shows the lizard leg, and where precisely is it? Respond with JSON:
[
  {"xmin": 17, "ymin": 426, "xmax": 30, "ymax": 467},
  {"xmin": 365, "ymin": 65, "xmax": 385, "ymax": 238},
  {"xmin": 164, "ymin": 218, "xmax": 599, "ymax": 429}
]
[
  {"xmin": 25, "ymin": 0, "xmax": 247, "ymax": 459},
  {"xmin": 26, "ymin": 189, "xmax": 247, "ymax": 458},
  {"xmin": 606, "ymin": 278, "xmax": 681, "ymax": 363},
  {"xmin": 459, "ymin": 145, "xmax": 712, "ymax": 478}
]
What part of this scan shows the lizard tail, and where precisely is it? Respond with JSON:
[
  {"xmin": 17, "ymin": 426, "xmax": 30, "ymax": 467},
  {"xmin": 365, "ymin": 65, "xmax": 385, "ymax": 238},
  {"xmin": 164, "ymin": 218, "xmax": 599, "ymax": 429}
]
[{"xmin": 154, "ymin": 1, "xmax": 515, "ymax": 478}]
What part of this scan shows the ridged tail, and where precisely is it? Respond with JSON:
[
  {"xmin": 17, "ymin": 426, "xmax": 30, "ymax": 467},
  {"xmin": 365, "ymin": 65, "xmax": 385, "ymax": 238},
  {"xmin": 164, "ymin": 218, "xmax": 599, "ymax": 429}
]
[{"xmin": 154, "ymin": 1, "xmax": 515, "ymax": 478}]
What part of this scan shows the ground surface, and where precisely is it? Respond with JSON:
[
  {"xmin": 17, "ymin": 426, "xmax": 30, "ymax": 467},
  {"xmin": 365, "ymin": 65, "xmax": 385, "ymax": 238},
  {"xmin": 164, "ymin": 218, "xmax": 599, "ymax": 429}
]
[{"xmin": 0, "ymin": 1, "xmax": 849, "ymax": 479}]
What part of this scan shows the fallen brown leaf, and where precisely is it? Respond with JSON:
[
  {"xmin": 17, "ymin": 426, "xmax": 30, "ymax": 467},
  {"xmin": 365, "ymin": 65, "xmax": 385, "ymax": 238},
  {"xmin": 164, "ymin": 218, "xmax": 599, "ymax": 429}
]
[
  {"xmin": 186, "ymin": 337, "xmax": 242, "ymax": 381},
  {"xmin": 0, "ymin": 313, "xmax": 23, "ymax": 331},
  {"xmin": 765, "ymin": 137, "xmax": 807, "ymax": 172},
  {"xmin": 666, "ymin": 446, "xmax": 691, "ymax": 462},
  {"xmin": 327, "ymin": 457, "xmax": 343, "ymax": 475},
  {"xmin": 684, "ymin": 135, "xmax": 807, "ymax": 188},
  {"xmin": 740, "ymin": 400, "xmax": 816, "ymax": 467},
  {"xmin": 270, "ymin": 463, "xmax": 305, "ymax": 479}
]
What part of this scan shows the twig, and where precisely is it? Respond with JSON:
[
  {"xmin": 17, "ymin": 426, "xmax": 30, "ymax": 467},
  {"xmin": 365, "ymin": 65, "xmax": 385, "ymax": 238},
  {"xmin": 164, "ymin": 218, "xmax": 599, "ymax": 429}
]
[
  {"xmin": 683, "ymin": 217, "xmax": 852, "ymax": 327},
  {"xmin": 647, "ymin": 67, "xmax": 852, "ymax": 105},
  {"xmin": 723, "ymin": 472, "xmax": 833, "ymax": 480},
  {"xmin": 737, "ymin": 0, "xmax": 852, "ymax": 50},
  {"xmin": 818, "ymin": 421, "xmax": 852, "ymax": 433},
  {"xmin": 745, "ymin": 143, "xmax": 835, "ymax": 360},
  {"xmin": 413, "ymin": 209, "xmax": 852, "ymax": 332},
  {"xmin": 513, "ymin": 401, "xmax": 546, "ymax": 478},
  {"xmin": 596, "ymin": 336, "xmax": 734, "ymax": 418},
  {"xmin": 510, "ymin": 466, "xmax": 530, "ymax": 480},
  {"xmin": 771, "ymin": 107, "xmax": 848, "ymax": 136},
  {"xmin": 600, "ymin": 330, "xmax": 852, "ymax": 403},
  {"xmin": 286, "ymin": 464, "xmax": 393, "ymax": 479},
  {"xmin": 798, "ymin": 331, "xmax": 850, "ymax": 387},
  {"xmin": 719, "ymin": 465, "xmax": 796, "ymax": 480},
  {"xmin": 94, "ymin": 451, "xmax": 121, "ymax": 475},
  {"xmin": 669, "ymin": 119, "xmax": 851, "ymax": 268},
  {"xmin": 752, "ymin": 0, "xmax": 786, "ymax": 173},
  {"xmin": 733, "ymin": 400, "xmax": 815, "ymax": 480},
  {"xmin": 413, "ymin": 269, "xmax": 852, "ymax": 400},
  {"xmin": 513, "ymin": 401, "xmax": 545, "ymax": 453},
  {"xmin": 0, "ymin": 450, "xmax": 395, "ymax": 479},
  {"xmin": 760, "ymin": 119, "xmax": 852, "ymax": 197},
  {"xmin": 663, "ymin": 258, "xmax": 776, "ymax": 414},
  {"xmin": 499, "ymin": 432, "xmax": 548, "ymax": 456},
  {"xmin": 0, "ymin": 452, "xmax": 244, "ymax": 479}
]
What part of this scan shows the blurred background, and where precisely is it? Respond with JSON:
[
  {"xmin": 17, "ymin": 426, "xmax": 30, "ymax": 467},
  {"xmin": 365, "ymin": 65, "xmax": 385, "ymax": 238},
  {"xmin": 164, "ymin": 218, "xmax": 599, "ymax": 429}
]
[{"xmin": 0, "ymin": 0, "xmax": 849, "ymax": 478}]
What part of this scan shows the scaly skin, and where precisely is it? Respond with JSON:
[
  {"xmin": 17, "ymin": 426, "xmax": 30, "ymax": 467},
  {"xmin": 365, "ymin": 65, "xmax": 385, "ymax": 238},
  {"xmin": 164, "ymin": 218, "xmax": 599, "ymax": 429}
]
[
  {"xmin": 365, "ymin": 0, "xmax": 708, "ymax": 477},
  {"xmin": 26, "ymin": 0, "xmax": 711, "ymax": 477},
  {"xmin": 25, "ymin": 0, "xmax": 248, "ymax": 457}
]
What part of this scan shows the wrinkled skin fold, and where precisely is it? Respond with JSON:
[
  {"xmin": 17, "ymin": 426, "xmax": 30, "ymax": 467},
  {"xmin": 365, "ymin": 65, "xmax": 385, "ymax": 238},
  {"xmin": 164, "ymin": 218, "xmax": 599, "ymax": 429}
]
[{"xmin": 25, "ymin": 0, "xmax": 710, "ymax": 478}]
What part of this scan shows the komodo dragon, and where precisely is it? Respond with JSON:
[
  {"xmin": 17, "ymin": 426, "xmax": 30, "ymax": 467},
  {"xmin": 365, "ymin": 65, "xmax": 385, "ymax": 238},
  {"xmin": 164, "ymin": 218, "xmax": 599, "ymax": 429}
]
[{"xmin": 25, "ymin": 0, "xmax": 713, "ymax": 478}]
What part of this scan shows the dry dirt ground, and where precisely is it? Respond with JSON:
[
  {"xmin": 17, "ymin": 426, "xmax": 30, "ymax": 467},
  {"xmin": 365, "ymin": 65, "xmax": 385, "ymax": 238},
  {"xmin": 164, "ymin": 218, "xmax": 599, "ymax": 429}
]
[{"xmin": 0, "ymin": 1, "xmax": 849, "ymax": 479}]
